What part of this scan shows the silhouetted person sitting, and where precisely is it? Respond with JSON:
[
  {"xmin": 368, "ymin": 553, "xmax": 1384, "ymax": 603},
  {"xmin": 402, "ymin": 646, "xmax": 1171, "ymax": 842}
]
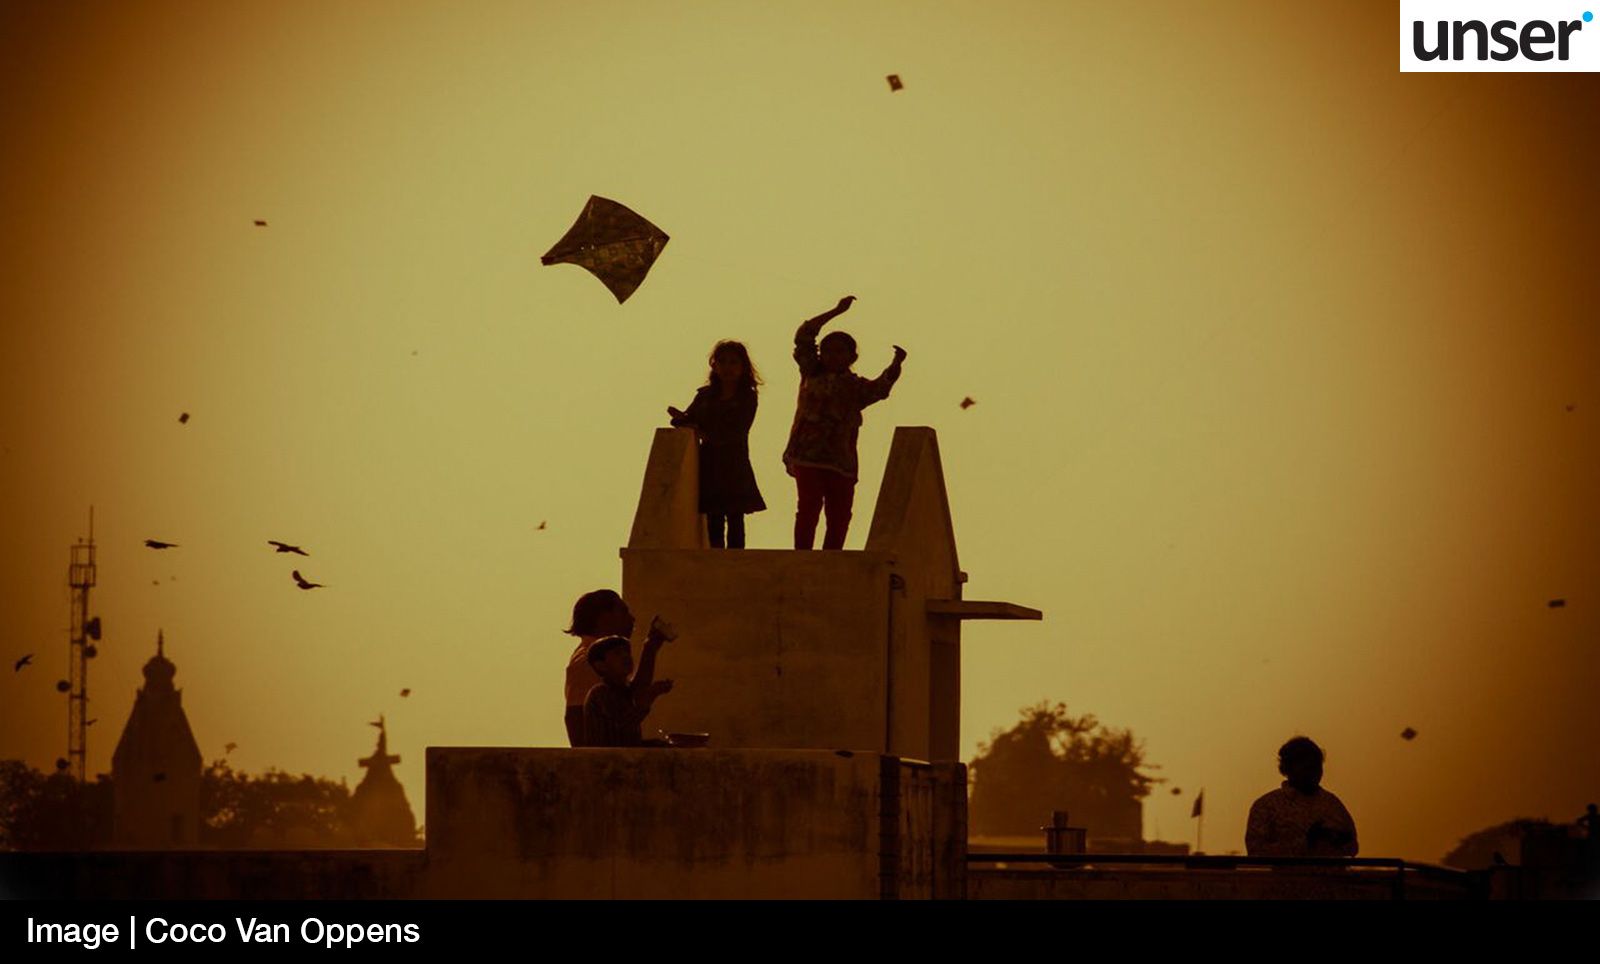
[
  {"xmin": 1579, "ymin": 803, "xmax": 1600, "ymax": 840},
  {"xmin": 1245, "ymin": 736, "xmax": 1359, "ymax": 857},
  {"xmin": 562, "ymin": 591, "xmax": 675, "ymax": 746},
  {"xmin": 580, "ymin": 635, "xmax": 674, "ymax": 748}
]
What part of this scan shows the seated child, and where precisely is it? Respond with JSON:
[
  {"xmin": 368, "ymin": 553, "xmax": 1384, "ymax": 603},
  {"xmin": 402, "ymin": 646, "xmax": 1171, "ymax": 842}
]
[{"xmin": 581, "ymin": 634, "xmax": 675, "ymax": 748}]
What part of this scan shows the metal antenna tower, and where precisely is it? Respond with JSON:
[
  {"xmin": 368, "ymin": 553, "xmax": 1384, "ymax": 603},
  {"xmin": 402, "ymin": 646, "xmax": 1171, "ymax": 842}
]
[{"xmin": 66, "ymin": 506, "xmax": 101, "ymax": 781}]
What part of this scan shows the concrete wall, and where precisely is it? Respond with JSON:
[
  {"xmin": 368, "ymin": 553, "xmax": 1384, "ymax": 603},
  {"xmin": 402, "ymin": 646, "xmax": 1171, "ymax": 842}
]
[
  {"xmin": 628, "ymin": 427, "xmax": 709, "ymax": 550},
  {"xmin": 886, "ymin": 759, "xmax": 968, "ymax": 899},
  {"xmin": 621, "ymin": 548, "xmax": 895, "ymax": 752},
  {"xmin": 424, "ymin": 747, "xmax": 964, "ymax": 899},
  {"xmin": 866, "ymin": 428, "xmax": 962, "ymax": 761},
  {"xmin": 968, "ymin": 866, "xmax": 1479, "ymax": 900}
]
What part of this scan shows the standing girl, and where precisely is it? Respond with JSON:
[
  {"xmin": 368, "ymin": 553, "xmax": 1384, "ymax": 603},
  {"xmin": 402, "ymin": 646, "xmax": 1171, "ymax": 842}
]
[{"xmin": 667, "ymin": 341, "xmax": 767, "ymax": 548}]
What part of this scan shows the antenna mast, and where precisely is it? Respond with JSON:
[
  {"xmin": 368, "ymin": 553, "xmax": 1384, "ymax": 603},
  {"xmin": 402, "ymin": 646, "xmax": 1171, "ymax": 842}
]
[{"xmin": 66, "ymin": 506, "xmax": 100, "ymax": 781}]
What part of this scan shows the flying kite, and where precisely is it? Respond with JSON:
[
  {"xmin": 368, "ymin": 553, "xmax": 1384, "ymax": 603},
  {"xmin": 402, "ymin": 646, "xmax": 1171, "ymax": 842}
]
[
  {"xmin": 540, "ymin": 195, "xmax": 669, "ymax": 304},
  {"xmin": 887, "ymin": 74, "xmax": 903, "ymax": 91},
  {"xmin": 1401, "ymin": 727, "xmax": 1418, "ymax": 741}
]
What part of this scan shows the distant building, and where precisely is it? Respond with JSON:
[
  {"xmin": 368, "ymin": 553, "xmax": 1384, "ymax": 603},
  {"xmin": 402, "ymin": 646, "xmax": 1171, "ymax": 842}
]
[
  {"xmin": 111, "ymin": 631, "xmax": 202, "ymax": 848},
  {"xmin": 348, "ymin": 716, "xmax": 417, "ymax": 847}
]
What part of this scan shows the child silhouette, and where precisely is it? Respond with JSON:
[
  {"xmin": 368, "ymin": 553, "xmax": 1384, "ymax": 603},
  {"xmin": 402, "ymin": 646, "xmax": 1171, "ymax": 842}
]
[
  {"xmin": 667, "ymin": 341, "xmax": 766, "ymax": 548},
  {"xmin": 781, "ymin": 296, "xmax": 906, "ymax": 550}
]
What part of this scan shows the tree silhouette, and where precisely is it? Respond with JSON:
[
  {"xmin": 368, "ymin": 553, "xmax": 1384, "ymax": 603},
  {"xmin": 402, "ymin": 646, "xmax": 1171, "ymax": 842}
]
[
  {"xmin": 0, "ymin": 760, "xmax": 113, "ymax": 850},
  {"xmin": 969, "ymin": 702, "xmax": 1160, "ymax": 844},
  {"xmin": 0, "ymin": 758, "xmax": 399, "ymax": 850},
  {"xmin": 200, "ymin": 759, "xmax": 359, "ymax": 848},
  {"xmin": 1442, "ymin": 818, "xmax": 1557, "ymax": 869}
]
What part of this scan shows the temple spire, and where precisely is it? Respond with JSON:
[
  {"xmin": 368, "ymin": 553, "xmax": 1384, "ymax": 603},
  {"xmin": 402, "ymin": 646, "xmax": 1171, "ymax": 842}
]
[
  {"xmin": 360, "ymin": 715, "xmax": 400, "ymax": 770},
  {"xmin": 350, "ymin": 714, "xmax": 415, "ymax": 846}
]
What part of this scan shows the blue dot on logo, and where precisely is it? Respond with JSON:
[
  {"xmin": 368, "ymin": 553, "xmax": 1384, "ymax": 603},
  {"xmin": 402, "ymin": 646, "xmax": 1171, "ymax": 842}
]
[{"xmin": 1587, "ymin": 11, "xmax": 1596, "ymax": 22}]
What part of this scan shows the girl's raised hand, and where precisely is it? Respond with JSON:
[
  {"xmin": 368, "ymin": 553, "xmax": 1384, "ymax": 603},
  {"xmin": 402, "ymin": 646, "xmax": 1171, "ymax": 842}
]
[{"xmin": 836, "ymin": 295, "xmax": 856, "ymax": 313}]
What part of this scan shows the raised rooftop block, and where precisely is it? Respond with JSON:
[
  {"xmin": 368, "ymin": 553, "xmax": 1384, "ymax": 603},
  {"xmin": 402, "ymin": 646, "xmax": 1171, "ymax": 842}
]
[
  {"xmin": 623, "ymin": 425, "xmax": 1039, "ymax": 760},
  {"xmin": 424, "ymin": 747, "xmax": 965, "ymax": 899}
]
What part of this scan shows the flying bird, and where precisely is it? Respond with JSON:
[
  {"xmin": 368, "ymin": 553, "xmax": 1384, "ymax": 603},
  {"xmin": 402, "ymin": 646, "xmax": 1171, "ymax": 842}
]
[
  {"xmin": 1548, "ymin": 598, "xmax": 1566, "ymax": 608},
  {"xmin": 13, "ymin": 654, "xmax": 32, "ymax": 672},
  {"xmin": 86, "ymin": 718, "xmax": 97, "ymax": 727},
  {"xmin": 253, "ymin": 220, "xmax": 267, "ymax": 227},
  {"xmin": 1401, "ymin": 727, "xmax": 1418, "ymax": 741},
  {"xmin": 400, "ymin": 688, "xmax": 411, "ymax": 698},
  {"xmin": 178, "ymin": 412, "xmax": 190, "ymax": 424},
  {"xmin": 960, "ymin": 397, "xmax": 976, "ymax": 410},
  {"xmin": 152, "ymin": 772, "xmax": 167, "ymax": 783},
  {"xmin": 537, "ymin": 521, "xmax": 547, "ymax": 531},
  {"xmin": 1565, "ymin": 404, "xmax": 1575, "ymax": 412},
  {"xmin": 292, "ymin": 570, "xmax": 324, "ymax": 590},
  {"xmin": 541, "ymin": 195, "xmax": 669, "ymax": 303},
  {"xmin": 1171, "ymin": 787, "xmax": 1183, "ymax": 795},
  {"xmin": 145, "ymin": 540, "xmax": 179, "ymax": 549},
  {"xmin": 55, "ymin": 680, "xmax": 70, "ymax": 692},
  {"xmin": 224, "ymin": 742, "xmax": 237, "ymax": 754},
  {"xmin": 269, "ymin": 541, "xmax": 310, "ymax": 556},
  {"xmin": 887, "ymin": 74, "xmax": 903, "ymax": 91}
]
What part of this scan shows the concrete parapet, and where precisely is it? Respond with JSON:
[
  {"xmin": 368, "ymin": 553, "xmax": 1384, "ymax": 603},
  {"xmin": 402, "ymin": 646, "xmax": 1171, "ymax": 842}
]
[{"xmin": 424, "ymin": 747, "xmax": 964, "ymax": 898}]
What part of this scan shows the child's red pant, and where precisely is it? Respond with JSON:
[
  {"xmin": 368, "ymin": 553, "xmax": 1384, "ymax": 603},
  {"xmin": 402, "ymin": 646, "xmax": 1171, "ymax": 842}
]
[{"xmin": 793, "ymin": 465, "xmax": 856, "ymax": 550}]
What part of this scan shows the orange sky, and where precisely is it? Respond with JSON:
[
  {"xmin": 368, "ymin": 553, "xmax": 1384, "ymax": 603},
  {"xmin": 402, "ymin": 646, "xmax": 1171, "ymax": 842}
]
[{"xmin": 1, "ymin": 0, "xmax": 1596, "ymax": 863}]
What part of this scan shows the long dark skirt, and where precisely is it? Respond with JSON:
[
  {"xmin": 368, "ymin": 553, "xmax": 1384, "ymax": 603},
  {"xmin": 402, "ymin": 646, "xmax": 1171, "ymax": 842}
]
[{"xmin": 699, "ymin": 442, "xmax": 766, "ymax": 515}]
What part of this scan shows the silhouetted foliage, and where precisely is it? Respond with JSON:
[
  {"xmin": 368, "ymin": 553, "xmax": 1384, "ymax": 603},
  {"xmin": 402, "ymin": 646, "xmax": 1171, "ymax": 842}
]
[
  {"xmin": 200, "ymin": 759, "xmax": 359, "ymax": 848},
  {"xmin": 969, "ymin": 702, "xmax": 1160, "ymax": 842},
  {"xmin": 1442, "ymin": 818, "xmax": 1556, "ymax": 869},
  {"xmin": 0, "ymin": 759, "xmax": 419, "ymax": 850},
  {"xmin": 0, "ymin": 760, "xmax": 113, "ymax": 850}
]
